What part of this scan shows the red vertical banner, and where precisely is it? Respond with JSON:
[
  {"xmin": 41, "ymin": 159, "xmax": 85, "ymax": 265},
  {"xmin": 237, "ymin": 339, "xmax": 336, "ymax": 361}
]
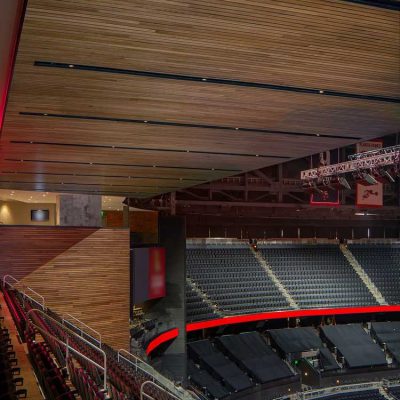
[
  {"xmin": 356, "ymin": 141, "xmax": 383, "ymax": 208},
  {"xmin": 148, "ymin": 247, "xmax": 166, "ymax": 299}
]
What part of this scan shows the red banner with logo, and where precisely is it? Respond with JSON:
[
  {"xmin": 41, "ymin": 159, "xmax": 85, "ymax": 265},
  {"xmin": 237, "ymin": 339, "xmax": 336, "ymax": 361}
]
[{"xmin": 148, "ymin": 247, "xmax": 166, "ymax": 299}]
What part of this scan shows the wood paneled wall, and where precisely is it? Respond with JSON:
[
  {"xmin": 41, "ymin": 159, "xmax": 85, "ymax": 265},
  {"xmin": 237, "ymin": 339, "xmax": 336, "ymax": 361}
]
[
  {"xmin": 0, "ymin": 226, "xmax": 131, "ymax": 349},
  {"xmin": 0, "ymin": 226, "xmax": 96, "ymax": 280}
]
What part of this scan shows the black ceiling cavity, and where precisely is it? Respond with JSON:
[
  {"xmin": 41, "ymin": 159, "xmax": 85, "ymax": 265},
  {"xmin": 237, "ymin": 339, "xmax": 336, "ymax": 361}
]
[
  {"xmin": 5, "ymin": 158, "xmax": 241, "ymax": 172},
  {"xmin": 11, "ymin": 140, "xmax": 290, "ymax": 159},
  {"xmin": 34, "ymin": 61, "xmax": 400, "ymax": 104},
  {"xmin": 19, "ymin": 112, "xmax": 362, "ymax": 140},
  {"xmin": 1, "ymin": 170, "xmax": 205, "ymax": 182},
  {"xmin": 342, "ymin": 0, "xmax": 400, "ymax": 10}
]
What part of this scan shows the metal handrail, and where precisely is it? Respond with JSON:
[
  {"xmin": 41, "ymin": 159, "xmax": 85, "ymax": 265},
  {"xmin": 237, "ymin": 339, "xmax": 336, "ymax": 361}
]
[
  {"xmin": 27, "ymin": 308, "xmax": 108, "ymax": 390},
  {"xmin": 140, "ymin": 380, "xmax": 180, "ymax": 400},
  {"xmin": 117, "ymin": 350, "xmax": 162, "ymax": 384},
  {"xmin": 63, "ymin": 313, "xmax": 102, "ymax": 347},
  {"xmin": 26, "ymin": 315, "xmax": 105, "ymax": 383},
  {"xmin": 118, "ymin": 348, "xmax": 145, "ymax": 366},
  {"xmin": 2, "ymin": 274, "xmax": 19, "ymax": 289},
  {"xmin": 185, "ymin": 389, "xmax": 203, "ymax": 400},
  {"xmin": 118, "ymin": 349, "xmax": 194, "ymax": 399},
  {"xmin": 3, "ymin": 274, "xmax": 45, "ymax": 310},
  {"xmin": 300, "ymin": 381, "xmax": 381, "ymax": 399},
  {"xmin": 23, "ymin": 286, "xmax": 45, "ymax": 310}
]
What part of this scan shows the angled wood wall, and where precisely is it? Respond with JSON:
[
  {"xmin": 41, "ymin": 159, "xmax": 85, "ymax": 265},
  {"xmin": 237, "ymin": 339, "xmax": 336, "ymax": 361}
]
[
  {"xmin": 0, "ymin": 226, "xmax": 96, "ymax": 280},
  {"xmin": 0, "ymin": 226, "xmax": 131, "ymax": 349}
]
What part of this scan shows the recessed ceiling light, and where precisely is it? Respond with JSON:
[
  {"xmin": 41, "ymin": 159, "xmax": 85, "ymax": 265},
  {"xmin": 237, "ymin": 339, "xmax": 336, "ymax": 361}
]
[
  {"xmin": 68, "ymin": 64, "xmax": 74, "ymax": 68},
  {"xmin": 202, "ymin": 78, "xmax": 207, "ymax": 81},
  {"xmin": 316, "ymin": 134, "xmax": 320, "ymax": 137},
  {"xmin": 144, "ymin": 120, "xmax": 148, "ymax": 123},
  {"xmin": 319, "ymin": 90, "xmax": 324, "ymax": 94}
]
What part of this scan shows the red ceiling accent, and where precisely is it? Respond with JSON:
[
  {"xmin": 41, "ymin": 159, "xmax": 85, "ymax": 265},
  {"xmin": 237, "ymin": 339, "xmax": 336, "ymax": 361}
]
[
  {"xmin": 0, "ymin": 0, "xmax": 26, "ymax": 131},
  {"xmin": 145, "ymin": 305, "xmax": 400, "ymax": 355}
]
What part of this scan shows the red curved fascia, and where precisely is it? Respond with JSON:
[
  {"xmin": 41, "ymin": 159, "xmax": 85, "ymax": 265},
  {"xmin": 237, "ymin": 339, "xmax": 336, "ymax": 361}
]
[
  {"xmin": 146, "ymin": 305, "xmax": 400, "ymax": 355},
  {"xmin": 146, "ymin": 328, "xmax": 179, "ymax": 355},
  {"xmin": 186, "ymin": 305, "xmax": 400, "ymax": 332}
]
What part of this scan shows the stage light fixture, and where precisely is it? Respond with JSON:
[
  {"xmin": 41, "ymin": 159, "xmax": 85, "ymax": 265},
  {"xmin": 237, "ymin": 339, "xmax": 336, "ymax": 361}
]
[
  {"xmin": 376, "ymin": 168, "xmax": 395, "ymax": 184},
  {"xmin": 353, "ymin": 171, "xmax": 378, "ymax": 186},
  {"xmin": 329, "ymin": 176, "xmax": 351, "ymax": 190},
  {"xmin": 302, "ymin": 181, "xmax": 322, "ymax": 194},
  {"xmin": 362, "ymin": 172, "xmax": 378, "ymax": 185}
]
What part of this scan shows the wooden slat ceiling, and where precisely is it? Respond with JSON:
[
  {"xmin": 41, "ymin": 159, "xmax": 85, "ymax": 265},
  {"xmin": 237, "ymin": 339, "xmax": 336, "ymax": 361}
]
[{"xmin": 1, "ymin": 0, "xmax": 399, "ymax": 197}]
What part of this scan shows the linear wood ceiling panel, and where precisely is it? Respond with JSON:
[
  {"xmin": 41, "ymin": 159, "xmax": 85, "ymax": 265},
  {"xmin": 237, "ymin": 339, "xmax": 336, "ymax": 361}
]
[
  {"xmin": 18, "ymin": 0, "xmax": 400, "ymax": 97},
  {"xmin": 0, "ymin": 142, "xmax": 283, "ymax": 171},
  {"xmin": 0, "ymin": 160, "xmax": 231, "ymax": 181},
  {"xmin": 0, "ymin": 0, "xmax": 399, "ymax": 197},
  {"xmin": 2, "ymin": 113, "xmax": 357, "ymax": 156},
  {"xmin": 5, "ymin": 66, "xmax": 400, "ymax": 136}
]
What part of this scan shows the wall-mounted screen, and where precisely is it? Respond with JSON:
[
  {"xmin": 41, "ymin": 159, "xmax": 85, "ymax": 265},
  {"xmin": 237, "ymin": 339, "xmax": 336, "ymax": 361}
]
[
  {"xmin": 132, "ymin": 247, "xmax": 166, "ymax": 303},
  {"xmin": 31, "ymin": 209, "xmax": 50, "ymax": 222}
]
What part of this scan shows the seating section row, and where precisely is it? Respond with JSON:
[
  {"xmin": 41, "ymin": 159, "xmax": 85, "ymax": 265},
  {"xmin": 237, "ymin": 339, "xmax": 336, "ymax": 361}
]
[
  {"xmin": 188, "ymin": 332, "xmax": 297, "ymax": 399},
  {"xmin": 348, "ymin": 244, "xmax": 400, "ymax": 304},
  {"xmin": 389, "ymin": 386, "xmax": 400, "ymax": 400},
  {"xmin": 371, "ymin": 321, "xmax": 400, "ymax": 364},
  {"xmin": 3, "ymin": 287, "xmax": 179, "ymax": 400},
  {"xmin": 259, "ymin": 244, "xmax": 377, "ymax": 309},
  {"xmin": 315, "ymin": 389, "xmax": 386, "ymax": 400},
  {"xmin": 321, "ymin": 324, "xmax": 388, "ymax": 369},
  {"xmin": 189, "ymin": 323, "xmax": 400, "ymax": 400},
  {"xmin": 186, "ymin": 244, "xmax": 399, "ymax": 319},
  {"xmin": 186, "ymin": 281, "xmax": 220, "ymax": 322},
  {"xmin": 27, "ymin": 332, "xmax": 75, "ymax": 400},
  {"xmin": 186, "ymin": 247, "xmax": 290, "ymax": 315},
  {"xmin": 0, "ymin": 310, "xmax": 26, "ymax": 400}
]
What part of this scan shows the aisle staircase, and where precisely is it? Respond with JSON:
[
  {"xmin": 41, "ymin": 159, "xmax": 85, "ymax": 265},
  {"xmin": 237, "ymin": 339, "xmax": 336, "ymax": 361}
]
[
  {"xmin": 186, "ymin": 277, "xmax": 223, "ymax": 316},
  {"xmin": 250, "ymin": 246, "xmax": 299, "ymax": 310},
  {"xmin": 339, "ymin": 244, "xmax": 387, "ymax": 306}
]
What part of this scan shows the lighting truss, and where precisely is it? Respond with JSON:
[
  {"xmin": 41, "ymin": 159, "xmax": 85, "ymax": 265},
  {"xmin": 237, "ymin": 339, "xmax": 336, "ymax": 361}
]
[
  {"xmin": 301, "ymin": 145, "xmax": 400, "ymax": 180},
  {"xmin": 348, "ymin": 144, "xmax": 400, "ymax": 161}
]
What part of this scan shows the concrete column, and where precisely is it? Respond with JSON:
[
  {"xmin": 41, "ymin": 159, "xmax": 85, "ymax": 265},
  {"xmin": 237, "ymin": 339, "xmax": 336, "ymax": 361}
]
[{"xmin": 56, "ymin": 194, "xmax": 101, "ymax": 227}]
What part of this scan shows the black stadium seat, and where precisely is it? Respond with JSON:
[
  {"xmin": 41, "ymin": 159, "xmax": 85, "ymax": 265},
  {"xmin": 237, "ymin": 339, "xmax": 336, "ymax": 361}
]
[{"xmin": 188, "ymin": 339, "xmax": 254, "ymax": 392}]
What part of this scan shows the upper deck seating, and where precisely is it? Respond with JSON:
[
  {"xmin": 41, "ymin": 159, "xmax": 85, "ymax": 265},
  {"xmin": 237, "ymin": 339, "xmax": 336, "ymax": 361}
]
[
  {"xmin": 260, "ymin": 244, "xmax": 376, "ymax": 308},
  {"xmin": 348, "ymin": 244, "xmax": 400, "ymax": 304},
  {"xmin": 186, "ymin": 246, "xmax": 290, "ymax": 315}
]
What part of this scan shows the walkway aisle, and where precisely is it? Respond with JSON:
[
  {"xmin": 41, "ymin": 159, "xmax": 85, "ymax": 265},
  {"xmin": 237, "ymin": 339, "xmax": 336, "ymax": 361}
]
[{"xmin": 0, "ymin": 291, "xmax": 43, "ymax": 400}]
